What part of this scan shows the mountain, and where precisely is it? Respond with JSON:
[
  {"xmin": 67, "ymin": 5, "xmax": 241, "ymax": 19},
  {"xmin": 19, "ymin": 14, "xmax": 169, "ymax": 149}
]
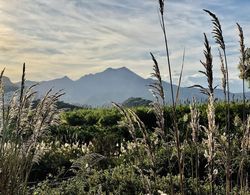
[
  {"xmin": 3, "ymin": 76, "xmax": 17, "ymax": 91},
  {"xmin": 72, "ymin": 67, "xmax": 154, "ymax": 106},
  {"xmin": 27, "ymin": 67, "xmax": 234, "ymax": 106},
  {"xmin": 2, "ymin": 76, "xmax": 18, "ymax": 92},
  {"xmin": 5, "ymin": 67, "xmax": 248, "ymax": 106},
  {"xmin": 234, "ymin": 91, "xmax": 250, "ymax": 100}
]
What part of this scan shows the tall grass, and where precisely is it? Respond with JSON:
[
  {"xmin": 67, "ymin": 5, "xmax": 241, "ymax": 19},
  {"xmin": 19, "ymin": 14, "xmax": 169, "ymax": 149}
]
[
  {"xmin": 113, "ymin": 102, "xmax": 157, "ymax": 194},
  {"xmin": 236, "ymin": 23, "xmax": 248, "ymax": 194},
  {"xmin": 218, "ymin": 49, "xmax": 227, "ymax": 101},
  {"xmin": 189, "ymin": 98, "xmax": 200, "ymax": 194},
  {"xmin": 7, "ymin": 2, "xmax": 250, "ymax": 194},
  {"xmin": 193, "ymin": 33, "xmax": 216, "ymax": 195},
  {"xmin": 158, "ymin": 1, "xmax": 184, "ymax": 193},
  {"xmin": 0, "ymin": 63, "xmax": 62, "ymax": 194},
  {"xmin": 110, "ymin": 3, "xmax": 250, "ymax": 195},
  {"xmin": 204, "ymin": 9, "xmax": 232, "ymax": 194}
]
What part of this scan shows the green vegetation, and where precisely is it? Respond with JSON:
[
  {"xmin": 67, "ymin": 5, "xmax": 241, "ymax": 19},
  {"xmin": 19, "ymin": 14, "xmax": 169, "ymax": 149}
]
[
  {"xmin": 122, "ymin": 97, "xmax": 152, "ymax": 107},
  {"xmin": 28, "ymin": 102, "xmax": 249, "ymax": 194},
  {"xmin": 0, "ymin": 64, "xmax": 63, "ymax": 194},
  {"xmin": 1, "ymin": 1, "xmax": 250, "ymax": 195}
]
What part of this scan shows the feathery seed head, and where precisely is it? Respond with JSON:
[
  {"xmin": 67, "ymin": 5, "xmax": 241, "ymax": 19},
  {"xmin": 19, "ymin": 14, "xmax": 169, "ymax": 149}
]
[
  {"xmin": 204, "ymin": 9, "xmax": 225, "ymax": 50},
  {"xmin": 237, "ymin": 23, "xmax": 245, "ymax": 62},
  {"xmin": 194, "ymin": 33, "xmax": 214, "ymax": 96},
  {"xmin": 218, "ymin": 49, "xmax": 226, "ymax": 95},
  {"xmin": 159, "ymin": 0, "xmax": 164, "ymax": 15}
]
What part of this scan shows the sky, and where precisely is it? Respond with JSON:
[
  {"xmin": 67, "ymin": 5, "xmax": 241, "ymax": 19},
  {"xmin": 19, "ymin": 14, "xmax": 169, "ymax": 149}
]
[{"xmin": 0, "ymin": 0, "xmax": 249, "ymax": 91}]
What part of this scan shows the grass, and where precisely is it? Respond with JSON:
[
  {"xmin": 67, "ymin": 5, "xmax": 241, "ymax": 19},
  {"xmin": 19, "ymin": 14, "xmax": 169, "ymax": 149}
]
[
  {"xmin": 158, "ymin": 1, "xmax": 184, "ymax": 193},
  {"xmin": 0, "ymin": 1, "xmax": 250, "ymax": 194},
  {"xmin": 111, "ymin": 3, "xmax": 250, "ymax": 195},
  {"xmin": 0, "ymin": 63, "xmax": 63, "ymax": 194}
]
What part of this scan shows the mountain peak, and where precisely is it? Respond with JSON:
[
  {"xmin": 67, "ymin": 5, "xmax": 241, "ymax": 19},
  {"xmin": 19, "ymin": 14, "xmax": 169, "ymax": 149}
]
[
  {"xmin": 78, "ymin": 67, "xmax": 136, "ymax": 81},
  {"xmin": 100, "ymin": 67, "xmax": 143, "ymax": 81},
  {"xmin": 4, "ymin": 66, "xmax": 237, "ymax": 106},
  {"xmin": 55, "ymin": 75, "xmax": 72, "ymax": 82},
  {"xmin": 62, "ymin": 76, "xmax": 70, "ymax": 80},
  {"xmin": 104, "ymin": 67, "xmax": 141, "ymax": 77},
  {"xmin": 118, "ymin": 66, "xmax": 131, "ymax": 72},
  {"xmin": 104, "ymin": 66, "xmax": 131, "ymax": 72}
]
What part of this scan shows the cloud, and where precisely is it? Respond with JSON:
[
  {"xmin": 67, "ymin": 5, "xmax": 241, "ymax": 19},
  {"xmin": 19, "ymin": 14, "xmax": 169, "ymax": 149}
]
[
  {"xmin": 180, "ymin": 73, "xmax": 250, "ymax": 93},
  {"xmin": 0, "ymin": 0, "xmax": 249, "ymax": 92}
]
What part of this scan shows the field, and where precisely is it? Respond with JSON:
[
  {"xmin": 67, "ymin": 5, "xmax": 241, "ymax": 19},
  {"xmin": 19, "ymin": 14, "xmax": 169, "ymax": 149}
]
[
  {"xmin": 30, "ymin": 103, "xmax": 249, "ymax": 194},
  {"xmin": 1, "ymin": 1, "xmax": 250, "ymax": 195}
]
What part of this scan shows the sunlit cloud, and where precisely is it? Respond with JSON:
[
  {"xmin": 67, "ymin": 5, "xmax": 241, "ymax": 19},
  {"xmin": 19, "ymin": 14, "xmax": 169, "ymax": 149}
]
[{"xmin": 0, "ymin": 0, "xmax": 249, "ymax": 92}]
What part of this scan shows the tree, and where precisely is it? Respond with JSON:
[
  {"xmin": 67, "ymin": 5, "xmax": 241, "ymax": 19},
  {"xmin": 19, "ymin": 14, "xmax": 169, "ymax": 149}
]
[{"xmin": 122, "ymin": 97, "xmax": 152, "ymax": 107}]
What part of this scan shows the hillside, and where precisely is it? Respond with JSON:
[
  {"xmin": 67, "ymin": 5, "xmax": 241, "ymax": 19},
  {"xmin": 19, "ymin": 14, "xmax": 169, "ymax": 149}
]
[{"xmin": 7, "ymin": 67, "xmax": 248, "ymax": 106}]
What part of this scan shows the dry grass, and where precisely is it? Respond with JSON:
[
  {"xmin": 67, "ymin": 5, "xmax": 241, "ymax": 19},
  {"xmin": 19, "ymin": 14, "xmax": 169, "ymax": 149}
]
[
  {"xmin": 0, "ymin": 63, "xmax": 63, "ymax": 194},
  {"xmin": 2, "ymin": 2, "xmax": 249, "ymax": 194},
  {"xmin": 192, "ymin": 32, "xmax": 216, "ymax": 195},
  {"xmin": 189, "ymin": 98, "xmax": 200, "ymax": 194},
  {"xmin": 219, "ymin": 49, "xmax": 227, "ymax": 101},
  {"xmin": 112, "ymin": 102, "xmax": 156, "ymax": 194},
  {"xmin": 149, "ymin": 53, "xmax": 165, "ymax": 140},
  {"xmin": 157, "ymin": 2, "xmax": 184, "ymax": 194},
  {"xmin": 114, "ymin": 5, "xmax": 250, "ymax": 194},
  {"xmin": 204, "ymin": 10, "xmax": 232, "ymax": 194}
]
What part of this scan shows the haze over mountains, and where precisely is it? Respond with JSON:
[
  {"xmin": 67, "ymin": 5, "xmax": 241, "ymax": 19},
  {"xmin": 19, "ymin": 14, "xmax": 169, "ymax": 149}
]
[{"xmin": 4, "ymin": 67, "xmax": 250, "ymax": 106}]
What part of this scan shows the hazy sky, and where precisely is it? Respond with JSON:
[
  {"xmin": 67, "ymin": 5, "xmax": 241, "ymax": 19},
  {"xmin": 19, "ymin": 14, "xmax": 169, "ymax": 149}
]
[{"xmin": 0, "ymin": 0, "xmax": 249, "ymax": 90}]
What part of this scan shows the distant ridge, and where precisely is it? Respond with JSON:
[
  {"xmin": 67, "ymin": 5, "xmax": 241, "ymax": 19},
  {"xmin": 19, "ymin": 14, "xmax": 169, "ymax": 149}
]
[
  {"xmin": 4, "ymin": 67, "xmax": 248, "ymax": 106},
  {"xmin": 2, "ymin": 76, "xmax": 18, "ymax": 92}
]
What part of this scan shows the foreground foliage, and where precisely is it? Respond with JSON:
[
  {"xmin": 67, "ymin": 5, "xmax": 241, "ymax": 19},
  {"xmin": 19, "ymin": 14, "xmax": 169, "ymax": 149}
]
[
  {"xmin": 1, "ymin": 1, "xmax": 250, "ymax": 194},
  {"xmin": 0, "ymin": 64, "xmax": 62, "ymax": 194},
  {"xmin": 29, "ymin": 101, "xmax": 250, "ymax": 194}
]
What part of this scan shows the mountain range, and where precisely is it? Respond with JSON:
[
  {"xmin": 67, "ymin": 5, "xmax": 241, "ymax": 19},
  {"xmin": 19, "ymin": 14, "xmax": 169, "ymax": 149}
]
[{"xmin": 4, "ymin": 67, "xmax": 250, "ymax": 106}]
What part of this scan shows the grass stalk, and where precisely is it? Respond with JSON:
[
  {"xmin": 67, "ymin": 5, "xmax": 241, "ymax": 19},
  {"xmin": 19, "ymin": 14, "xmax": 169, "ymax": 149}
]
[
  {"xmin": 236, "ymin": 23, "xmax": 247, "ymax": 194},
  {"xmin": 149, "ymin": 52, "xmax": 174, "ymax": 194},
  {"xmin": 175, "ymin": 48, "xmax": 186, "ymax": 106},
  {"xmin": 204, "ymin": 10, "xmax": 231, "ymax": 194},
  {"xmin": 218, "ymin": 49, "xmax": 227, "ymax": 102},
  {"xmin": 192, "ymin": 33, "xmax": 215, "ymax": 195},
  {"xmin": 113, "ymin": 102, "xmax": 156, "ymax": 194},
  {"xmin": 237, "ymin": 23, "xmax": 246, "ymax": 125},
  {"xmin": 158, "ymin": 1, "xmax": 184, "ymax": 193},
  {"xmin": 0, "ymin": 64, "xmax": 62, "ymax": 194},
  {"xmin": 190, "ymin": 98, "xmax": 200, "ymax": 194},
  {"xmin": 202, "ymin": 34, "xmax": 215, "ymax": 195}
]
